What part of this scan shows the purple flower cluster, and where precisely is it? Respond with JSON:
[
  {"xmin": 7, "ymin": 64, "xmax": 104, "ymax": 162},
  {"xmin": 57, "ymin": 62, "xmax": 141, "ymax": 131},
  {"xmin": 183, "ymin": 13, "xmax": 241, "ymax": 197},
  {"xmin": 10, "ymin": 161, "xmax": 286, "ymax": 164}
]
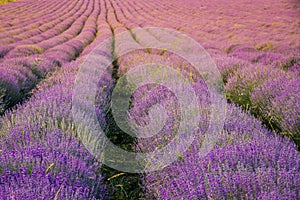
[
  {"xmin": 0, "ymin": 55, "xmax": 59, "ymax": 114},
  {"xmin": 224, "ymin": 48, "xmax": 300, "ymax": 145},
  {"xmin": 116, "ymin": 47, "xmax": 299, "ymax": 198},
  {"xmin": 212, "ymin": 54, "xmax": 250, "ymax": 83},
  {"xmin": 226, "ymin": 45, "xmax": 299, "ymax": 75},
  {"xmin": 142, "ymin": 103, "xmax": 300, "ymax": 199},
  {"xmin": 229, "ymin": 50, "xmax": 299, "ymax": 69},
  {"xmin": 0, "ymin": 60, "xmax": 110, "ymax": 199},
  {"xmin": 251, "ymin": 76, "xmax": 300, "ymax": 144},
  {"xmin": 225, "ymin": 64, "xmax": 286, "ymax": 109},
  {"xmin": 129, "ymin": 83, "xmax": 182, "ymax": 152},
  {"xmin": 1, "ymin": 167, "xmax": 97, "ymax": 199},
  {"xmin": 0, "ymin": 125, "xmax": 106, "ymax": 199},
  {"xmin": 289, "ymin": 62, "xmax": 300, "ymax": 76}
]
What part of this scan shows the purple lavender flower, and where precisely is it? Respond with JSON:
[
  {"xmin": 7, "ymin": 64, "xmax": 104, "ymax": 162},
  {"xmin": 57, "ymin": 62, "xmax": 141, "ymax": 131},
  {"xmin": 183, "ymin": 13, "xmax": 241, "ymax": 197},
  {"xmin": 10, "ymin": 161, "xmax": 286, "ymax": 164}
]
[
  {"xmin": 143, "ymin": 104, "xmax": 300, "ymax": 199},
  {"xmin": 0, "ymin": 60, "xmax": 110, "ymax": 199},
  {"xmin": 0, "ymin": 125, "xmax": 107, "ymax": 199},
  {"xmin": 225, "ymin": 64, "xmax": 289, "ymax": 110}
]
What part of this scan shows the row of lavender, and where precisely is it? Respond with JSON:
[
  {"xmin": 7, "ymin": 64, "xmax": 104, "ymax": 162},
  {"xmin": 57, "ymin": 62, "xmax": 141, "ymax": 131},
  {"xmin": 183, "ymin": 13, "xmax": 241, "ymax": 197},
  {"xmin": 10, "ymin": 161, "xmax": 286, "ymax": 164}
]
[
  {"xmin": 0, "ymin": 0, "xmax": 102, "ymax": 114},
  {"xmin": 0, "ymin": 0, "xmax": 141, "ymax": 114},
  {"xmin": 0, "ymin": 59, "xmax": 111, "ymax": 199},
  {"xmin": 116, "ymin": 43, "xmax": 300, "ymax": 199},
  {"xmin": 0, "ymin": 0, "xmax": 80, "ymax": 52},
  {"xmin": 1, "ymin": 41, "xmax": 299, "ymax": 199},
  {"xmin": 111, "ymin": 0, "xmax": 300, "ymax": 146},
  {"xmin": 0, "ymin": 0, "xmax": 78, "ymax": 112},
  {"xmin": 0, "ymin": 0, "xmax": 165, "ymax": 112},
  {"xmin": 224, "ymin": 47, "xmax": 300, "ymax": 146},
  {"xmin": 0, "ymin": 0, "xmax": 123, "ymax": 195},
  {"xmin": 108, "ymin": 0, "xmax": 300, "ymax": 54},
  {"xmin": 172, "ymin": 0, "xmax": 298, "ymax": 143},
  {"xmin": 0, "ymin": 0, "xmax": 215, "ymax": 115}
]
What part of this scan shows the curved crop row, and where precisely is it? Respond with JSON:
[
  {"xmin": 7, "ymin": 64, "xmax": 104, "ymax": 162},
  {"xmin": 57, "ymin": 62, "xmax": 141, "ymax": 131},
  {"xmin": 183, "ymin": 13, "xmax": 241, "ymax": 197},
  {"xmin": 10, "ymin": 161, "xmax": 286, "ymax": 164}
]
[
  {"xmin": 224, "ymin": 47, "xmax": 300, "ymax": 146},
  {"xmin": 0, "ymin": 0, "xmax": 67, "ymax": 37},
  {"xmin": 112, "ymin": 40, "xmax": 300, "ymax": 199},
  {"xmin": 4, "ymin": 0, "xmax": 91, "ymax": 58},
  {"xmin": 0, "ymin": 55, "xmax": 59, "ymax": 114},
  {"xmin": 0, "ymin": 0, "xmax": 80, "ymax": 46},
  {"xmin": 44, "ymin": 0, "xmax": 100, "ymax": 63},
  {"xmin": 0, "ymin": 1, "xmax": 97, "ymax": 115},
  {"xmin": 0, "ymin": 0, "xmax": 72, "ymax": 30},
  {"xmin": 0, "ymin": 0, "xmax": 81, "ymax": 58},
  {"xmin": 143, "ymin": 104, "xmax": 299, "ymax": 199},
  {"xmin": 228, "ymin": 48, "xmax": 299, "ymax": 70},
  {"xmin": 80, "ymin": 0, "xmax": 113, "ymax": 56},
  {"xmin": 0, "ymin": 0, "xmax": 99, "ymax": 114},
  {"xmin": 0, "ymin": 0, "xmax": 49, "ymax": 23},
  {"xmin": 113, "ymin": 25, "xmax": 299, "ymax": 197},
  {"xmin": 0, "ymin": 60, "xmax": 109, "ymax": 199}
]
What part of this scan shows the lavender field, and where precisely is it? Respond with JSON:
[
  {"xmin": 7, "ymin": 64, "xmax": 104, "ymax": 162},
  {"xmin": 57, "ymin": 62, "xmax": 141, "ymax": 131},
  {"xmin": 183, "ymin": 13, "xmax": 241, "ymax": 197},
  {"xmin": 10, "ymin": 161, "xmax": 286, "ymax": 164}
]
[{"xmin": 0, "ymin": 0, "xmax": 299, "ymax": 199}]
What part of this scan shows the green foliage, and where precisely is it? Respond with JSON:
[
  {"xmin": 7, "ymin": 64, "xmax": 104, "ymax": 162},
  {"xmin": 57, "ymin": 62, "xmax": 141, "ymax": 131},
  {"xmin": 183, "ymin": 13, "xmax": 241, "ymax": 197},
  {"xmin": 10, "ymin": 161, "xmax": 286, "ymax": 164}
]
[
  {"xmin": 255, "ymin": 42, "xmax": 274, "ymax": 51},
  {"xmin": 0, "ymin": 87, "xmax": 5, "ymax": 115},
  {"xmin": 100, "ymin": 107, "xmax": 144, "ymax": 199},
  {"xmin": 0, "ymin": 0, "xmax": 15, "ymax": 5}
]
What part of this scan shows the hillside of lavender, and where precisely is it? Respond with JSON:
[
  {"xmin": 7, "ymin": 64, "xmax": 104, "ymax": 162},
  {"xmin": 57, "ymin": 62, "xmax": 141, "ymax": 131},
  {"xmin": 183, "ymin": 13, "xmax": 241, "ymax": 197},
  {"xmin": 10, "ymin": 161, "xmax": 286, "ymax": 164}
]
[{"xmin": 0, "ymin": 0, "xmax": 299, "ymax": 199}]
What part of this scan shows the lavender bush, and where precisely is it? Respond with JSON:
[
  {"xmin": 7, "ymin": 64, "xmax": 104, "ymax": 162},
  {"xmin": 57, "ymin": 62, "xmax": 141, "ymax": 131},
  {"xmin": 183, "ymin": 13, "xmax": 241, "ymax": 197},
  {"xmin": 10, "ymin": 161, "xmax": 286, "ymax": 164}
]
[
  {"xmin": 0, "ymin": 55, "xmax": 59, "ymax": 115},
  {"xmin": 225, "ymin": 64, "xmax": 292, "ymax": 111},
  {"xmin": 0, "ymin": 126, "xmax": 107, "ymax": 200},
  {"xmin": 142, "ymin": 104, "xmax": 300, "ymax": 199},
  {"xmin": 0, "ymin": 60, "xmax": 110, "ymax": 199},
  {"xmin": 119, "ymin": 50, "xmax": 300, "ymax": 199},
  {"xmin": 225, "ymin": 57, "xmax": 299, "ymax": 146},
  {"xmin": 251, "ymin": 76, "xmax": 300, "ymax": 145},
  {"xmin": 212, "ymin": 55, "xmax": 250, "ymax": 83},
  {"xmin": 229, "ymin": 48, "xmax": 299, "ymax": 70}
]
